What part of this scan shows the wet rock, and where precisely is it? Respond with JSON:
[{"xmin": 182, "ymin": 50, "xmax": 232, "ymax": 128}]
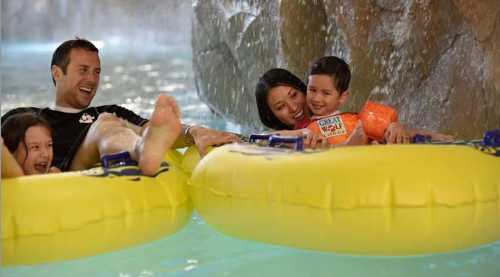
[
  {"xmin": 192, "ymin": 0, "xmax": 500, "ymax": 138},
  {"xmin": 192, "ymin": 1, "xmax": 280, "ymax": 129}
]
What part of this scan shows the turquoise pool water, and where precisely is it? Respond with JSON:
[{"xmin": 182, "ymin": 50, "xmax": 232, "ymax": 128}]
[
  {"xmin": 3, "ymin": 213, "xmax": 500, "ymax": 277},
  {"xmin": 1, "ymin": 44, "xmax": 500, "ymax": 277}
]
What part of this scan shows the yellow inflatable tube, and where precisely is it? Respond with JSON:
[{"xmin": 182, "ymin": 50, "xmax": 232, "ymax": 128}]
[
  {"xmin": 1, "ymin": 150, "xmax": 191, "ymax": 265},
  {"xmin": 190, "ymin": 144, "xmax": 500, "ymax": 255},
  {"xmin": 181, "ymin": 145, "xmax": 204, "ymax": 175}
]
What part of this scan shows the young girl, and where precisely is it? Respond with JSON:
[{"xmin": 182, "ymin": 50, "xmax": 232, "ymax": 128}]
[{"xmin": 1, "ymin": 112, "xmax": 60, "ymax": 176}]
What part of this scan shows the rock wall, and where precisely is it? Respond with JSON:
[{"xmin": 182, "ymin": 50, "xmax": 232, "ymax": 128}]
[{"xmin": 192, "ymin": 0, "xmax": 500, "ymax": 138}]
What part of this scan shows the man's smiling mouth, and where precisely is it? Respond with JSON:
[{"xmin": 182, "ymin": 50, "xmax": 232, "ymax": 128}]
[{"xmin": 80, "ymin": 86, "xmax": 92, "ymax": 94}]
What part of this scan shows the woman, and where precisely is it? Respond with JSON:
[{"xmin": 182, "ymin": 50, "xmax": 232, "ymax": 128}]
[
  {"xmin": 255, "ymin": 68, "xmax": 311, "ymax": 130},
  {"xmin": 2, "ymin": 112, "xmax": 60, "ymax": 176}
]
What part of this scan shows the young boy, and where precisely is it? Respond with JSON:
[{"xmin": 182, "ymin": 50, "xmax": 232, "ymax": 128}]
[{"xmin": 304, "ymin": 56, "xmax": 453, "ymax": 145}]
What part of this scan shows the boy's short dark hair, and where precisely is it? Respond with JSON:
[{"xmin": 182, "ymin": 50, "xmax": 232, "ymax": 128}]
[
  {"xmin": 51, "ymin": 38, "xmax": 99, "ymax": 85},
  {"xmin": 308, "ymin": 56, "xmax": 351, "ymax": 94}
]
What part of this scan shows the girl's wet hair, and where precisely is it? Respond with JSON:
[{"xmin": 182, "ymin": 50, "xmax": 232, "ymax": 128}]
[
  {"xmin": 255, "ymin": 68, "xmax": 307, "ymax": 130},
  {"xmin": 308, "ymin": 56, "xmax": 351, "ymax": 94},
  {"xmin": 1, "ymin": 112, "xmax": 52, "ymax": 164}
]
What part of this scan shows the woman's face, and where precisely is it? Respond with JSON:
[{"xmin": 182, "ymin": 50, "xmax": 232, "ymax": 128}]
[
  {"xmin": 267, "ymin": 85, "xmax": 307, "ymax": 128},
  {"xmin": 14, "ymin": 125, "xmax": 53, "ymax": 175}
]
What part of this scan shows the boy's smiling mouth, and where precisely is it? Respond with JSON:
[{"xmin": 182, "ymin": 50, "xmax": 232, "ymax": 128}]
[{"xmin": 310, "ymin": 103, "xmax": 324, "ymax": 111}]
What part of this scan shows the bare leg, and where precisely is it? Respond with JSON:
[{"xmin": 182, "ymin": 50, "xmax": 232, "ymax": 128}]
[
  {"xmin": 70, "ymin": 95, "xmax": 181, "ymax": 176},
  {"xmin": 69, "ymin": 112, "xmax": 123, "ymax": 171}
]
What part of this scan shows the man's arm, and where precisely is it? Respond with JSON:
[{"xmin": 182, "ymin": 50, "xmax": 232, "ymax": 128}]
[
  {"xmin": 2, "ymin": 139, "xmax": 24, "ymax": 178},
  {"xmin": 110, "ymin": 104, "xmax": 239, "ymax": 155},
  {"xmin": 174, "ymin": 124, "xmax": 240, "ymax": 156},
  {"xmin": 129, "ymin": 122, "xmax": 240, "ymax": 155}
]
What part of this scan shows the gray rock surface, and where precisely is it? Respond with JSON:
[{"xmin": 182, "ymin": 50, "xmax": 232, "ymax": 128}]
[{"xmin": 192, "ymin": 0, "xmax": 500, "ymax": 138}]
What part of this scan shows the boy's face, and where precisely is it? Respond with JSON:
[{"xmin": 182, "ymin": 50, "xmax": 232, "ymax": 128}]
[{"xmin": 307, "ymin": 74, "xmax": 348, "ymax": 116}]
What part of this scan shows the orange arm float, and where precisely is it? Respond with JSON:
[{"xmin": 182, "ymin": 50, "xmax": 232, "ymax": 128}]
[{"xmin": 359, "ymin": 101, "xmax": 398, "ymax": 141}]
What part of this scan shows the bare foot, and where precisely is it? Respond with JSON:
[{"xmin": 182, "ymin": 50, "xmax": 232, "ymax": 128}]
[{"xmin": 137, "ymin": 95, "xmax": 181, "ymax": 176}]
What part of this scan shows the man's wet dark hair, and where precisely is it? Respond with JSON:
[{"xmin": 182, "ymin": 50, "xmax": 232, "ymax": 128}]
[
  {"xmin": 1, "ymin": 112, "xmax": 52, "ymax": 165},
  {"xmin": 255, "ymin": 68, "xmax": 307, "ymax": 130},
  {"xmin": 51, "ymin": 38, "xmax": 99, "ymax": 85},
  {"xmin": 308, "ymin": 56, "xmax": 351, "ymax": 94}
]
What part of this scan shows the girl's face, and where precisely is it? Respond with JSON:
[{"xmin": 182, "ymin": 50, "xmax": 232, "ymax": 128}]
[
  {"xmin": 307, "ymin": 74, "xmax": 349, "ymax": 116},
  {"xmin": 14, "ymin": 125, "xmax": 53, "ymax": 175},
  {"xmin": 267, "ymin": 85, "xmax": 307, "ymax": 128}
]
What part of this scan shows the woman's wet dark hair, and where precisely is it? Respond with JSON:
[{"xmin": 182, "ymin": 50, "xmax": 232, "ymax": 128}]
[
  {"xmin": 308, "ymin": 56, "xmax": 351, "ymax": 94},
  {"xmin": 255, "ymin": 68, "xmax": 307, "ymax": 130},
  {"xmin": 1, "ymin": 112, "xmax": 52, "ymax": 165}
]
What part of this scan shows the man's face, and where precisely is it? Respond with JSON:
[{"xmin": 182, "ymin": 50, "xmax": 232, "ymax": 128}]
[{"xmin": 53, "ymin": 48, "xmax": 101, "ymax": 109}]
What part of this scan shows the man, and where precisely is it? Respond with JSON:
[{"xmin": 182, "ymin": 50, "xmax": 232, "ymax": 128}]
[{"xmin": 1, "ymin": 38, "xmax": 239, "ymax": 175}]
